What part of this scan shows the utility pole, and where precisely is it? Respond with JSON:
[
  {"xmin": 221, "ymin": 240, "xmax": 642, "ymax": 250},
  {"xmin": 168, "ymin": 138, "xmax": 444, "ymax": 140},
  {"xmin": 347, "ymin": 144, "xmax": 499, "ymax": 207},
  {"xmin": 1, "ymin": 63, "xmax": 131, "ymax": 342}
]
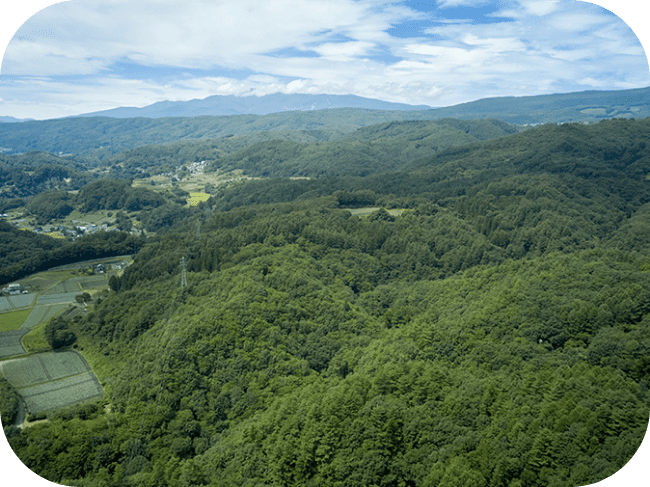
[{"xmin": 180, "ymin": 257, "xmax": 187, "ymax": 288}]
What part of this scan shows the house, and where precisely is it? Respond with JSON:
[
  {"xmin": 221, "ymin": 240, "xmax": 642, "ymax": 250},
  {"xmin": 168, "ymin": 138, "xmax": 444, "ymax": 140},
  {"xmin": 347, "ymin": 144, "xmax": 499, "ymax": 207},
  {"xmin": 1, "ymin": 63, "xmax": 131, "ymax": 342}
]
[{"xmin": 3, "ymin": 283, "xmax": 23, "ymax": 295}]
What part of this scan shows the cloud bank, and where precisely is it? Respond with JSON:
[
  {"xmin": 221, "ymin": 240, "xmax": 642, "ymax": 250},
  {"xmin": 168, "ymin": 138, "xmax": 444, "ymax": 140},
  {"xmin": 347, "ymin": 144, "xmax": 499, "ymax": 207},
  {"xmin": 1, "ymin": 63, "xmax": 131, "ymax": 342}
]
[{"xmin": 0, "ymin": 0, "xmax": 648, "ymax": 119}]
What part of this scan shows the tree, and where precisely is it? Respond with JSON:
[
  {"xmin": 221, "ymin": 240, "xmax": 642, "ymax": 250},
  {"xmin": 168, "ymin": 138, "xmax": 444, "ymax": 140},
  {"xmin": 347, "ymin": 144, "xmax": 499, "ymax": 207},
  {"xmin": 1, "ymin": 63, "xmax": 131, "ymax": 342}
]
[{"xmin": 44, "ymin": 317, "xmax": 76, "ymax": 349}]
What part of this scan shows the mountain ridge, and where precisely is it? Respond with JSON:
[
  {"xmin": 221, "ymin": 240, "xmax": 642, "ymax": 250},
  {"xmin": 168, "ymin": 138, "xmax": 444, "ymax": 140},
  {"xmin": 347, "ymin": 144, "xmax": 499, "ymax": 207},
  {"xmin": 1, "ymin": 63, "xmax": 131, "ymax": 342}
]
[
  {"xmin": 75, "ymin": 93, "xmax": 434, "ymax": 118},
  {"xmin": 70, "ymin": 87, "xmax": 650, "ymax": 122}
]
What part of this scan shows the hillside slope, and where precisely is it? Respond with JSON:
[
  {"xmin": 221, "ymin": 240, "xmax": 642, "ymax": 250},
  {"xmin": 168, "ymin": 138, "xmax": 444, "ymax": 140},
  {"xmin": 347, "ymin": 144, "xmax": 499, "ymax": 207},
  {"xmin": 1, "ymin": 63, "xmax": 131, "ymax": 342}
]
[
  {"xmin": 0, "ymin": 87, "xmax": 647, "ymax": 163},
  {"xmin": 5, "ymin": 117, "xmax": 650, "ymax": 487}
]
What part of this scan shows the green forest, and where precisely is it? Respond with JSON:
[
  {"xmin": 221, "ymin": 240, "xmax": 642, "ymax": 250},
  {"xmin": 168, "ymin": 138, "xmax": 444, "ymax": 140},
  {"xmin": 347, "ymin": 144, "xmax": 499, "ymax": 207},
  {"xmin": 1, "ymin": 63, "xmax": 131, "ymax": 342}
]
[{"xmin": 2, "ymin": 116, "xmax": 650, "ymax": 486}]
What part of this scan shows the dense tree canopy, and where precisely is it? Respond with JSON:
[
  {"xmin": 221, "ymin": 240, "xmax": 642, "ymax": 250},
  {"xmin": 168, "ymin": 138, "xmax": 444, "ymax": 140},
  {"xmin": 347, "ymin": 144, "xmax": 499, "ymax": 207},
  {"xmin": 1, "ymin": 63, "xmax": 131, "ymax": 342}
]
[{"xmin": 5, "ymin": 116, "xmax": 650, "ymax": 487}]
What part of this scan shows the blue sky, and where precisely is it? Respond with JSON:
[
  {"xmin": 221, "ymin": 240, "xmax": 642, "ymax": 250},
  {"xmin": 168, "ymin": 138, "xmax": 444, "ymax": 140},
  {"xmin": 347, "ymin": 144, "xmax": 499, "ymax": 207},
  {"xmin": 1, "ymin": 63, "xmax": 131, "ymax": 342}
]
[{"xmin": 0, "ymin": 0, "xmax": 648, "ymax": 120}]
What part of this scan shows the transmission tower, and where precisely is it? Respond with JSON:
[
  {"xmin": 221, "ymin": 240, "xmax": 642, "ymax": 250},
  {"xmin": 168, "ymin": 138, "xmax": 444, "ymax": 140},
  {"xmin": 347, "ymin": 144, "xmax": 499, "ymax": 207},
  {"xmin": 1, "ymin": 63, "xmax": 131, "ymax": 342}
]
[
  {"xmin": 180, "ymin": 257, "xmax": 187, "ymax": 288},
  {"xmin": 195, "ymin": 220, "xmax": 201, "ymax": 239}
]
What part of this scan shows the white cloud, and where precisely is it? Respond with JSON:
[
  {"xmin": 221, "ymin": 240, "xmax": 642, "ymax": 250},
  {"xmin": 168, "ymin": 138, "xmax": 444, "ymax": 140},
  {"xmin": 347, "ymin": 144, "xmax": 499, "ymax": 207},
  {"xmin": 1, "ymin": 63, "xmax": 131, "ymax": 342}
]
[
  {"xmin": 312, "ymin": 41, "xmax": 376, "ymax": 60},
  {"xmin": 0, "ymin": 0, "xmax": 648, "ymax": 119},
  {"xmin": 520, "ymin": 0, "xmax": 561, "ymax": 16},
  {"xmin": 3, "ymin": 0, "xmax": 397, "ymax": 76}
]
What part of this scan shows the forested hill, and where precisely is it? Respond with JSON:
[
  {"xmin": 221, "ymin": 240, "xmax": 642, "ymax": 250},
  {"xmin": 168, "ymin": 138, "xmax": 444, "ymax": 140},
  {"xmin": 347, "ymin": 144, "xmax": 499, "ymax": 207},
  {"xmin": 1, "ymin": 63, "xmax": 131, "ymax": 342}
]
[
  {"xmin": 208, "ymin": 119, "xmax": 519, "ymax": 178},
  {"xmin": 0, "ymin": 151, "xmax": 94, "ymax": 199},
  {"xmin": 6, "ymin": 116, "xmax": 650, "ymax": 487},
  {"xmin": 0, "ymin": 87, "xmax": 647, "ymax": 163},
  {"xmin": 0, "ymin": 109, "xmax": 482, "ymax": 163},
  {"xmin": 424, "ymin": 86, "xmax": 650, "ymax": 124},
  {"xmin": 100, "ymin": 118, "xmax": 519, "ymax": 179}
]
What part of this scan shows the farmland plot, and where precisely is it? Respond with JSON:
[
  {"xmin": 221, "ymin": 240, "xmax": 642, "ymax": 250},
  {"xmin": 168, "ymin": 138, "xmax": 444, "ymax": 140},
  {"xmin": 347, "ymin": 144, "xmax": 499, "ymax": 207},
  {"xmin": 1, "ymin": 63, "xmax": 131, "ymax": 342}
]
[
  {"xmin": 62, "ymin": 279, "xmax": 83, "ymax": 293},
  {"xmin": 1, "ymin": 355, "xmax": 51, "ymax": 387},
  {"xmin": 80, "ymin": 277, "xmax": 108, "ymax": 290},
  {"xmin": 40, "ymin": 352, "xmax": 90, "ymax": 379},
  {"xmin": 0, "ymin": 329, "xmax": 27, "ymax": 358},
  {"xmin": 20, "ymin": 304, "xmax": 69, "ymax": 329},
  {"xmin": 37, "ymin": 292, "xmax": 78, "ymax": 305},
  {"xmin": 1, "ymin": 351, "xmax": 103, "ymax": 414},
  {"xmin": 21, "ymin": 373, "xmax": 103, "ymax": 413},
  {"xmin": 40, "ymin": 283, "xmax": 68, "ymax": 295},
  {"xmin": 0, "ymin": 296, "xmax": 14, "ymax": 312},
  {"xmin": 0, "ymin": 308, "xmax": 33, "ymax": 331},
  {"xmin": 7, "ymin": 293, "xmax": 36, "ymax": 309}
]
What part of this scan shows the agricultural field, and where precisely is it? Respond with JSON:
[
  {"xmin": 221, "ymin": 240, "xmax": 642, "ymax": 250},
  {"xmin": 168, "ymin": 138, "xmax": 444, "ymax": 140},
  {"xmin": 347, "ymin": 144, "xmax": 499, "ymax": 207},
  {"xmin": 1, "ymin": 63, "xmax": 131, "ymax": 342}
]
[
  {"xmin": 0, "ymin": 297, "xmax": 12, "ymax": 312},
  {"xmin": 0, "ymin": 263, "xmax": 115, "ymax": 413},
  {"xmin": 347, "ymin": 207, "xmax": 407, "ymax": 217},
  {"xmin": 0, "ymin": 351, "xmax": 103, "ymax": 414},
  {"xmin": 18, "ymin": 275, "xmax": 59, "ymax": 293},
  {"xmin": 2, "ymin": 352, "xmax": 91, "ymax": 386},
  {"xmin": 0, "ymin": 264, "xmax": 116, "ymax": 357},
  {"xmin": 0, "ymin": 330, "xmax": 28, "ymax": 358},
  {"xmin": 133, "ymin": 167, "xmax": 255, "ymax": 194},
  {"xmin": 22, "ymin": 373, "xmax": 103, "ymax": 413},
  {"xmin": 36, "ymin": 292, "xmax": 79, "ymax": 305},
  {"xmin": 187, "ymin": 191, "xmax": 211, "ymax": 206},
  {"xmin": 0, "ymin": 308, "xmax": 33, "ymax": 332},
  {"xmin": 0, "ymin": 293, "xmax": 36, "ymax": 312},
  {"xmin": 21, "ymin": 304, "xmax": 72, "ymax": 330}
]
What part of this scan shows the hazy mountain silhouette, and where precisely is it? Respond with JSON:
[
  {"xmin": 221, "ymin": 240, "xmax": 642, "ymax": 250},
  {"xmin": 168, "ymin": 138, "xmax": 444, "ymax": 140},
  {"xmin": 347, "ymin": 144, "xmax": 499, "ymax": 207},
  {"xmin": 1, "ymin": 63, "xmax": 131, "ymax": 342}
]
[{"xmin": 76, "ymin": 93, "xmax": 433, "ymax": 118}]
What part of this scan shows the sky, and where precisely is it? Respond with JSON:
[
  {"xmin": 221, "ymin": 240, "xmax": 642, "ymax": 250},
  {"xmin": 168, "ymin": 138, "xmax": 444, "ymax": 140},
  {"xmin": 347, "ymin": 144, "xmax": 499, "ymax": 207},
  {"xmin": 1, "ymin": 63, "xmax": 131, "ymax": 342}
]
[{"xmin": 0, "ymin": 0, "xmax": 648, "ymax": 121}]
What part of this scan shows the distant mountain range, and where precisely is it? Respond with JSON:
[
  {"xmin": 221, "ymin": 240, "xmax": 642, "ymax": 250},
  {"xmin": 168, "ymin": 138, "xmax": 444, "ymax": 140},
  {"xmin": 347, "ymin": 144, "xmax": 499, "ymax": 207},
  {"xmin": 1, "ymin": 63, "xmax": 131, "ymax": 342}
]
[
  {"xmin": 71, "ymin": 87, "xmax": 650, "ymax": 124},
  {"xmin": 75, "ymin": 93, "xmax": 433, "ymax": 118},
  {"xmin": 0, "ymin": 87, "xmax": 648, "ymax": 159},
  {"xmin": 0, "ymin": 116, "xmax": 33, "ymax": 123},
  {"xmin": 3, "ymin": 87, "xmax": 649, "ymax": 124},
  {"xmin": 427, "ymin": 86, "xmax": 650, "ymax": 124}
]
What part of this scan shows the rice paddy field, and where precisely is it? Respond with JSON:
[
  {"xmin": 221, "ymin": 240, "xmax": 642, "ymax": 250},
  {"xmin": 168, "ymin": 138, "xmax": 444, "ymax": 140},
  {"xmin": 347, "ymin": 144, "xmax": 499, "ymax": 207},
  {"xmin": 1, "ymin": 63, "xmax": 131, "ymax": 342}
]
[
  {"xmin": 36, "ymin": 293, "xmax": 79, "ymax": 305},
  {"xmin": 0, "ymin": 330, "xmax": 28, "ymax": 358},
  {"xmin": 1, "ymin": 352, "xmax": 103, "ymax": 414},
  {"xmin": 21, "ymin": 304, "xmax": 71, "ymax": 330},
  {"xmin": 22, "ymin": 373, "xmax": 103, "ymax": 413},
  {"xmin": 0, "ymin": 263, "xmax": 114, "ymax": 414},
  {"xmin": 0, "ymin": 296, "xmax": 13, "ymax": 312},
  {"xmin": 0, "ymin": 293, "xmax": 36, "ymax": 312},
  {"xmin": 40, "ymin": 277, "xmax": 88, "ymax": 295},
  {"xmin": 2, "ymin": 352, "xmax": 91, "ymax": 387},
  {"xmin": 0, "ymin": 308, "xmax": 33, "ymax": 332},
  {"xmin": 79, "ymin": 276, "xmax": 108, "ymax": 290}
]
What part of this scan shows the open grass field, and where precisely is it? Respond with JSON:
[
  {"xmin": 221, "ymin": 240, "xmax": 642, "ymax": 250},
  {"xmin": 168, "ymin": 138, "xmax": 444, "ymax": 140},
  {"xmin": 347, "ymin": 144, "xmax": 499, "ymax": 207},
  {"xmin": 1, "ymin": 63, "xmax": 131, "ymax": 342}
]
[
  {"xmin": 0, "ymin": 308, "xmax": 33, "ymax": 332},
  {"xmin": 187, "ymin": 192, "xmax": 211, "ymax": 206},
  {"xmin": 21, "ymin": 323, "xmax": 49, "ymax": 353}
]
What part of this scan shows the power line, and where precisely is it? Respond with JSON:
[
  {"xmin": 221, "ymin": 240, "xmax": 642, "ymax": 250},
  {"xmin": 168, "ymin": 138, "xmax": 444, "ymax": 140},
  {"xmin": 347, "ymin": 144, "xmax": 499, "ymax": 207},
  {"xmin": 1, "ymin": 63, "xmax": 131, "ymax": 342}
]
[{"xmin": 180, "ymin": 257, "xmax": 187, "ymax": 289}]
